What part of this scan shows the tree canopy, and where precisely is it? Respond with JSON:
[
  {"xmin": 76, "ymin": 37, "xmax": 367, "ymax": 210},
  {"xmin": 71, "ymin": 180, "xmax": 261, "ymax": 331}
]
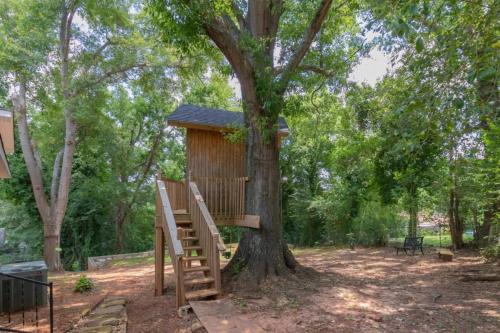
[{"xmin": 0, "ymin": 0, "xmax": 497, "ymax": 272}]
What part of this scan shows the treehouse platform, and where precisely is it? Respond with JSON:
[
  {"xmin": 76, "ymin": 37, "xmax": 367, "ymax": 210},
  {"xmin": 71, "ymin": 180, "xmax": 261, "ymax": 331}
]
[{"xmin": 154, "ymin": 105, "xmax": 288, "ymax": 307}]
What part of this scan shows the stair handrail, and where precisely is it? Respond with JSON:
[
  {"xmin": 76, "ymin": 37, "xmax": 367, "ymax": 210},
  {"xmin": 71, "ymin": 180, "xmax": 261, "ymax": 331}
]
[
  {"xmin": 188, "ymin": 181, "xmax": 225, "ymax": 294},
  {"xmin": 189, "ymin": 181, "xmax": 225, "ymax": 251},
  {"xmin": 156, "ymin": 180, "xmax": 184, "ymax": 257}
]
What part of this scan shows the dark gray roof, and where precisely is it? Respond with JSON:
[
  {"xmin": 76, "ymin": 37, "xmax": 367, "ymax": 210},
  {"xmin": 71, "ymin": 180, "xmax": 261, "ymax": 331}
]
[{"xmin": 168, "ymin": 104, "xmax": 288, "ymax": 132}]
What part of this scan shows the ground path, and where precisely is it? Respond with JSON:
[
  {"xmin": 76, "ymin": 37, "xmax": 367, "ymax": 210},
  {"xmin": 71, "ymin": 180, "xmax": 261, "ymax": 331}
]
[{"xmin": 3, "ymin": 247, "xmax": 497, "ymax": 332}]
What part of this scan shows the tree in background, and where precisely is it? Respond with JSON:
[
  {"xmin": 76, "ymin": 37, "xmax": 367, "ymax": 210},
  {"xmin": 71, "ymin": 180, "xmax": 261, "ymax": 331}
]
[
  {"xmin": 367, "ymin": 0, "xmax": 498, "ymax": 247},
  {"xmin": 0, "ymin": 0, "xmax": 192, "ymax": 270}
]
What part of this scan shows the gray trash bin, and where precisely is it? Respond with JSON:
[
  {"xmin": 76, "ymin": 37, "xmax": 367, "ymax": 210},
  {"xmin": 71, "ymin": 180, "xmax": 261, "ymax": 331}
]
[{"xmin": 0, "ymin": 260, "xmax": 48, "ymax": 313}]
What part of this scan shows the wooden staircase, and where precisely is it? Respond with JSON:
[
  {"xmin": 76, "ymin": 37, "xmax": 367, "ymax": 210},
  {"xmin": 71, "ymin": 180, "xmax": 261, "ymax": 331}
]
[
  {"xmin": 175, "ymin": 211, "xmax": 219, "ymax": 301},
  {"xmin": 155, "ymin": 179, "xmax": 224, "ymax": 308}
]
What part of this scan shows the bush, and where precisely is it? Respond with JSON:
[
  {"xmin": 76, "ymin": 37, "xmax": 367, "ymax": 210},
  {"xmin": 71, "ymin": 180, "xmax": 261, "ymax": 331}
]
[
  {"xmin": 74, "ymin": 275, "xmax": 94, "ymax": 293},
  {"xmin": 480, "ymin": 245, "xmax": 500, "ymax": 263},
  {"xmin": 352, "ymin": 200, "xmax": 404, "ymax": 246}
]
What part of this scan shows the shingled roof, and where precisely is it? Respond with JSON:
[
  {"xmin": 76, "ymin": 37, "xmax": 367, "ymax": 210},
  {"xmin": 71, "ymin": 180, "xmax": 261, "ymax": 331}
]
[{"xmin": 167, "ymin": 104, "xmax": 289, "ymax": 134}]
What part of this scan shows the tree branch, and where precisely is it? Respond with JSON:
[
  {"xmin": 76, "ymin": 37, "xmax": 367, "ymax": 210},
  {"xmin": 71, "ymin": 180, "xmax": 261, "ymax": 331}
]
[
  {"xmin": 12, "ymin": 81, "xmax": 51, "ymax": 224},
  {"xmin": 50, "ymin": 149, "xmax": 64, "ymax": 209},
  {"xmin": 71, "ymin": 63, "xmax": 148, "ymax": 97},
  {"xmin": 231, "ymin": 0, "xmax": 247, "ymax": 31},
  {"xmin": 278, "ymin": 0, "xmax": 336, "ymax": 88},
  {"xmin": 274, "ymin": 64, "xmax": 335, "ymax": 77}
]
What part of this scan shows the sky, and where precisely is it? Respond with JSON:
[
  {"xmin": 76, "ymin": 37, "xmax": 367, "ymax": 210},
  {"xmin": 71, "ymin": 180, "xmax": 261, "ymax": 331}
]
[{"xmin": 349, "ymin": 47, "xmax": 392, "ymax": 86}]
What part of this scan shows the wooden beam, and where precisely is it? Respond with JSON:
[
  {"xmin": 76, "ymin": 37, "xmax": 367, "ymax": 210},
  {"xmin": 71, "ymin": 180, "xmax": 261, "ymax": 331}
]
[
  {"xmin": 154, "ymin": 226, "xmax": 165, "ymax": 296},
  {"xmin": 234, "ymin": 215, "xmax": 260, "ymax": 229},
  {"xmin": 168, "ymin": 120, "xmax": 289, "ymax": 137}
]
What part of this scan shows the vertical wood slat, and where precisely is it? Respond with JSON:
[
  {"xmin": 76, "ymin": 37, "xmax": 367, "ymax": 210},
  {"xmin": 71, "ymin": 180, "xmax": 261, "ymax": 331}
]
[
  {"xmin": 191, "ymin": 177, "xmax": 246, "ymax": 223},
  {"xmin": 163, "ymin": 178, "xmax": 187, "ymax": 211},
  {"xmin": 187, "ymin": 129, "xmax": 245, "ymax": 179}
]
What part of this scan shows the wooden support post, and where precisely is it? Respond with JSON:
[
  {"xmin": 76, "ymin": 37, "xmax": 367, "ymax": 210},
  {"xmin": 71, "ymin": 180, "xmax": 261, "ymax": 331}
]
[
  {"xmin": 155, "ymin": 226, "xmax": 165, "ymax": 296},
  {"xmin": 213, "ymin": 235, "xmax": 221, "ymax": 294},
  {"xmin": 176, "ymin": 257, "xmax": 185, "ymax": 308}
]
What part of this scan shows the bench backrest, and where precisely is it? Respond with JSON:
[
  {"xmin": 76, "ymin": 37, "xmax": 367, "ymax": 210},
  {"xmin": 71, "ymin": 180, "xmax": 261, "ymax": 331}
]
[{"xmin": 404, "ymin": 236, "xmax": 423, "ymax": 248}]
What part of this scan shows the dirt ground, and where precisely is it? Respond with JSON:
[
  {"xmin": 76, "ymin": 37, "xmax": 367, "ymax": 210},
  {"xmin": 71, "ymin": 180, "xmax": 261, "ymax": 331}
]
[{"xmin": 1, "ymin": 247, "xmax": 498, "ymax": 332}]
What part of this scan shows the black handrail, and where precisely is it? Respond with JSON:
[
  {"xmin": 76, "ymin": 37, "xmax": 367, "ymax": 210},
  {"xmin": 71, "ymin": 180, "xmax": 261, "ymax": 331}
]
[{"xmin": 0, "ymin": 272, "xmax": 54, "ymax": 333}]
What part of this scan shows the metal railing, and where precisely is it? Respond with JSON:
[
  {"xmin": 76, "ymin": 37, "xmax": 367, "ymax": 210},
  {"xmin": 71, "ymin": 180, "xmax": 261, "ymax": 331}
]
[{"xmin": 0, "ymin": 272, "xmax": 53, "ymax": 333}]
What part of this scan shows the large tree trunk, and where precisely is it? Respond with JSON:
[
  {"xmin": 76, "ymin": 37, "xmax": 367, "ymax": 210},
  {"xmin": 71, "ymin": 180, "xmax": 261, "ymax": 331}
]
[
  {"xmin": 223, "ymin": 109, "xmax": 296, "ymax": 284},
  {"xmin": 202, "ymin": 0, "xmax": 333, "ymax": 284}
]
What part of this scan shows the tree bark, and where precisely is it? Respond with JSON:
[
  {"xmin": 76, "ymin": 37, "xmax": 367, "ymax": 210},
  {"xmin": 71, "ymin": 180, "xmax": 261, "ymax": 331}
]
[
  {"xmin": 115, "ymin": 202, "xmax": 127, "ymax": 252},
  {"xmin": 448, "ymin": 188, "xmax": 464, "ymax": 249},
  {"xmin": 223, "ymin": 110, "xmax": 297, "ymax": 284},
  {"xmin": 407, "ymin": 185, "xmax": 418, "ymax": 237},
  {"xmin": 447, "ymin": 159, "xmax": 464, "ymax": 249}
]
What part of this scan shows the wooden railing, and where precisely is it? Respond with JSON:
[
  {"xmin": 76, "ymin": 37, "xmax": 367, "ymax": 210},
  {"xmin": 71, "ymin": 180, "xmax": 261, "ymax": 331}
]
[
  {"xmin": 156, "ymin": 180, "xmax": 185, "ymax": 307},
  {"xmin": 192, "ymin": 176, "xmax": 246, "ymax": 223},
  {"xmin": 188, "ymin": 181, "xmax": 225, "ymax": 293},
  {"xmin": 162, "ymin": 178, "xmax": 187, "ymax": 212}
]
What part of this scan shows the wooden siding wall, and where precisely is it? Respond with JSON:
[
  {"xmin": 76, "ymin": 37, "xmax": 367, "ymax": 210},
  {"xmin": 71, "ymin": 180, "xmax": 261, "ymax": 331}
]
[
  {"xmin": 187, "ymin": 129, "xmax": 245, "ymax": 178},
  {"xmin": 162, "ymin": 178, "xmax": 187, "ymax": 212}
]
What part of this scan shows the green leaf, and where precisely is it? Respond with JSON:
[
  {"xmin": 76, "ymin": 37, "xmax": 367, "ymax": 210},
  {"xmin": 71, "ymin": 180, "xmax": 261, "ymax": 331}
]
[
  {"xmin": 415, "ymin": 37, "xmax": 424, "ymax": 53},
  {"xmin": 478, "ymin": 68, "xmax": 496, "ymax": 81}
]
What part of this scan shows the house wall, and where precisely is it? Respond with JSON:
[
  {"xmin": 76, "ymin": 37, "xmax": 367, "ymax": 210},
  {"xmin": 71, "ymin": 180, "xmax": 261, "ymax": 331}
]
[{"xmin": 187, "ymin": 128, "xmax": 245, "ymax": 178}]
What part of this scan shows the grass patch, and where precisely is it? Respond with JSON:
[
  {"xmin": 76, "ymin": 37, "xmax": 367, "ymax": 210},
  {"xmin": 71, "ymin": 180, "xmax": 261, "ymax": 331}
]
[
  {"xmin": 110, "ymin": 255, "xmax": 171, "ymax": 268},
  {"xmin": 390, "ymin": 234, "xmax": 473, "ymax": 247}
]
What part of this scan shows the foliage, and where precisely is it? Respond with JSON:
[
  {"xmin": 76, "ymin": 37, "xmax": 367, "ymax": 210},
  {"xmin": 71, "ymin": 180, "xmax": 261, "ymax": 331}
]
[
  {"xmin": 352, "ymin": 199, "xmax": 403, "ymax": 246},
  {"xmin": 480, "ymin": 244, "xmax": 500, "ymax": 263},
  {"xmin": 0, "ymin": 0, "xmax": 497, "ymax": 268},
  {"xmin": 74, "ymin": 275, "xmax": 95, "ymax": 293}
]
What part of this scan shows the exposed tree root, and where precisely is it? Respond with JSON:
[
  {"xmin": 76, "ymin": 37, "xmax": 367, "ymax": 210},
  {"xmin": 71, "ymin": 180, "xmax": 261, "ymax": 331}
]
[
  {"xmin": 222, "ymin": 243, "xmax": 319, "ymax": 295},
  {"xmin": 460, "ymin": 274, "xmax": 500, "ymax": 282}
]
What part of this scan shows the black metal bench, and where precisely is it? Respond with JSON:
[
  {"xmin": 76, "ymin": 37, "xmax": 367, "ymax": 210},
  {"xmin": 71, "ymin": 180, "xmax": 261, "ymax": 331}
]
[{"xmin": 395, "ymin": 236, "xmax": 424, "ymax": 255}]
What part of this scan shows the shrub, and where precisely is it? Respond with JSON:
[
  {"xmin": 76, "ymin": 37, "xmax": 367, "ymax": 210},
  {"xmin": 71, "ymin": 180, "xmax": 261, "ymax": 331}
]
[
  {"xmin": 352, "ymin": 200, "xmax": 404, "ymax": 246},
  {"xmin": 480, "ymin": 245, "xmax": 500, "ymax": 263},
  {"xmin": 74, "ymin": 275, "xmax": 94, "ymax": 293}
]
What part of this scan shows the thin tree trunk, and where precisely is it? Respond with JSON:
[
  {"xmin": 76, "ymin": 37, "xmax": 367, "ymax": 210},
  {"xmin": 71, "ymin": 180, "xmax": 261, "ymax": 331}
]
[
  {"xmin": 447, "ymin": 161, "xmax": 464, "ymax": 249},
  {"xmin": 407, "ymin": 185, "xmax": 418, "ymax": 237},
  {"xmin": 115, "ymin": 202, "xmax": 127, "ymax": 252}
]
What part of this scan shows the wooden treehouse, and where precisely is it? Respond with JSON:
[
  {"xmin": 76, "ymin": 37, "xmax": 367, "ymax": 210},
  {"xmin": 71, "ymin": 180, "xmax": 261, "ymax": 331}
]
[{"xmin": 154, "ymin": 104, "xmax": 288, "ymax": 307}]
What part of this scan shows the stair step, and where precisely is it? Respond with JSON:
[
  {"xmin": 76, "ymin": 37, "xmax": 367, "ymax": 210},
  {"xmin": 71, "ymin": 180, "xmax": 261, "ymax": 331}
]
[
  {"xmin": 184, "ymin": 265, "xmax": 210, "ymax": 273},
  {"xmin": 184, "ymin": 277, "xmax": 215, "ymax": 286},
  {"xmin": 176, "ymin": 220, "xmax": 192, "ymax": 225},
  {"xmin": 184, "ymin": 256, "xmax": 207, "ymax": 261},
  {"xmin": 184, "ymin": 246, "xmax": 202, "ymax": 251},
  {"xmin": 182, "ymin": 237, "xmax": 198, "ymax": 241},
  {"xmin": 182, "ymin": 228, "xmax": 195, "ymax": 233},
  {"xmin": 185, "ymin": 288, "xmax": 219, "ymax": 300}
]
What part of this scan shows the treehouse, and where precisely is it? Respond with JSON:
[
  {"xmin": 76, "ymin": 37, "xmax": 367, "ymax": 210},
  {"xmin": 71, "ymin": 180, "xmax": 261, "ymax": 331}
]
[
  {"xmin": 154, "ymin": 104, "xmax": 288, "ymax": 307},
  {"xmin": 0, "ymin": 109, "xmax": 14, "ymax": 179}
]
